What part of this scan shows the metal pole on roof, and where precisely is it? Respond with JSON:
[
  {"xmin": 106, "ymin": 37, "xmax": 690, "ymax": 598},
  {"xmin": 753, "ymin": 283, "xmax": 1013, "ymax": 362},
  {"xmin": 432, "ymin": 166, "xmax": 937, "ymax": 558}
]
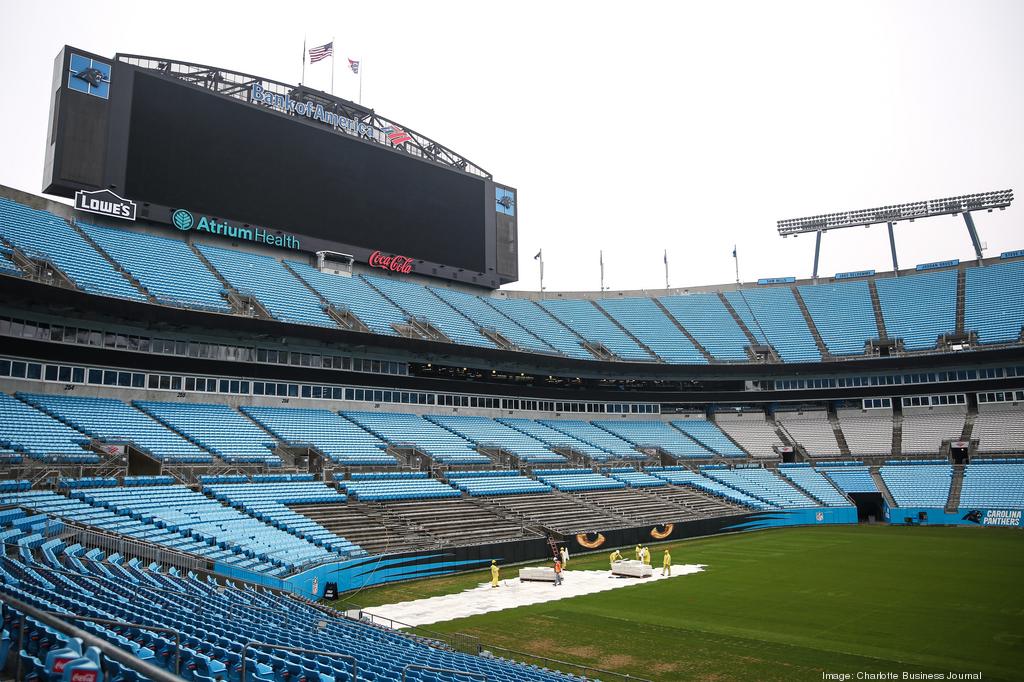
[
  {"xmin": 812, "ymin": 231, "xmax": 822, "ymax": 280},
  {"xmin": 887, "ymin": 221, "xmax": 900, "ymax": 276},
  {"xmin": 962, "ymin": 211, "xmax": 985, "ymax": 263}
]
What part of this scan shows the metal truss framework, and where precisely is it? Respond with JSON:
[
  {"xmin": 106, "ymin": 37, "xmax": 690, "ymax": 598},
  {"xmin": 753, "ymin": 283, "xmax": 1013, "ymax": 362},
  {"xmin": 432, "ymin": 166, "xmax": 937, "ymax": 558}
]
[
  {"xmin": 777, "ymin": 190, "xmax": 1014, "ymax": 278},
  {"xmin": 116, "ymin": 54, "xmax": 491, "ymax": 179}
]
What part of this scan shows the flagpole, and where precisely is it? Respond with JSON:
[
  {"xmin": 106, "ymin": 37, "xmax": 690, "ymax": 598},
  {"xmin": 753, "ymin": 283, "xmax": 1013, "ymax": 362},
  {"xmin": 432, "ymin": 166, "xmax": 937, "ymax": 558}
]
[
  {"xmin": 600, "ymin": 250, "xmax": 605, "ymax": 291},
  {"xmin": 330, "ymin": 37, "xmax": 335, "ymax": 95},
  {"xmin": 734, "ymin": 245, "xmax": 740, "ymax": 284},
  {"xmin": 535, "ymin": 249, "xmax": 544, "ymax": 297},
  {"xmin": 301, "ymin": 35, "xmax": 306, "ymax": 84},
  {"xmin": 359, "ymin": 58, "xmax": 363, "ymax": 105},
  {"xmin": 664, "ymin": 250, "xmax": 669, "ymax": 289}
]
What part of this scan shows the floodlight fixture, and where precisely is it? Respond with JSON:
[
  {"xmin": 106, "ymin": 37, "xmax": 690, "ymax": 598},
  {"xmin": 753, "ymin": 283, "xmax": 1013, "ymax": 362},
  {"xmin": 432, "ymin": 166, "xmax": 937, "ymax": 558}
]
[
  {"xmin": 777, "ymin": 189, "xmax": 1013, "ymax": 236},
  {"xmin": 776, "ymin": 189, "xmax": 1013, "ymax": 278}
]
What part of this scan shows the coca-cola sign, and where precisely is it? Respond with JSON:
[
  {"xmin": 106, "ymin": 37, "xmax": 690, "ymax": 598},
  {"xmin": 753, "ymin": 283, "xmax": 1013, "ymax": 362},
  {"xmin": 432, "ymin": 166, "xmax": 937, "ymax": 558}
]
[{"xmin": 368, "ymin": 250, "xmax": 414, "ymax": 274}]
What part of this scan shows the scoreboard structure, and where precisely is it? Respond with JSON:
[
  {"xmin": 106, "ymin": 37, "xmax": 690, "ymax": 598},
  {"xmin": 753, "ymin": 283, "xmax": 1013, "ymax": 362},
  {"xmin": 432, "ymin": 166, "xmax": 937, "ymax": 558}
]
[{"xmin": 44, "ymin": 46, "xmax": 518, "ymax": 288}]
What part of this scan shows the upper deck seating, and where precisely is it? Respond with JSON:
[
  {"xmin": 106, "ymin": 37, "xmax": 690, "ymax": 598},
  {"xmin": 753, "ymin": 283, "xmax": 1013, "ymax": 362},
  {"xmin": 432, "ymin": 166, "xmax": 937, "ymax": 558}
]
[
  {"xmin": 79, "ymin": 222, "xmax": 231, "ymax": 312},
  {"xmin": 657, "ymin": 293, "xmax": 751, "ymax": 361},
  {"xmin": 875, "ymin": 270, "xmax": 957, "ymax": 350},
  {"xmin": 285, "ymin": 260, "xmax": 408, "ymax": 336},
  {"xmin": 797, "ymin": 280, "xmax": 878, "ymax": 355},
  {"xmin": 241, "ymin": 406, "xmax": 396, "ymax": 465},
  {"xmin": 596, "ymin": 297, "xmax": 707, "ymax": 364},
  {"xmin": 431, "ymin": 287, "xmax": 556, "ymax": 353},
  {"xmin": 539, "ymin": 299, "xmax": 654, "ymax": 361},
  {"xmin": 965, "ymin": 260, "xmax": 1024, "ymax": 344},
  {"xmin": 485, "ymin": 298, "xmax": 594, "ymax": 359},
  {"xmin": 0, "ymin": 197, "xmax": 146, "ymax": 302},
  {"xmin": 196, "ymin": 243, "xmax": 336, "ymax": 327},
  {"xmin": 724, "ymin": 287, "xmax": 821, "ymax": 362}
]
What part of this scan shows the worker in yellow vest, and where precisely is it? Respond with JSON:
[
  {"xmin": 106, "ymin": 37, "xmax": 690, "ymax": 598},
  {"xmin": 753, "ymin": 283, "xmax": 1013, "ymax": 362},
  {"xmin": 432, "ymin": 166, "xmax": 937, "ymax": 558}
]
[
  {"xmin": 609, "ymin": 549, "xmax": 622, "ymax": 570},
  {"xmin": 642, "ymin": 546, "xmax": 652, "ymax": 566},
  {"xmin": 661, "ymin": 549, "xmax": 672, "ymax": 576},
  {"xmin": 490, "ymin": 560, "xmax": 500, "ymax": 588},
  {"xmin": 634, "ymin": 544, "xmax": 642, "ymax": 560}
]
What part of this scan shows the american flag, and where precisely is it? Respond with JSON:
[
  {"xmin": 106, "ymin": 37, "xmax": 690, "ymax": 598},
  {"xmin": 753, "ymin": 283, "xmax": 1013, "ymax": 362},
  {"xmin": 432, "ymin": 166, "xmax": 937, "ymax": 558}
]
[
  {"xmin": 309, "ymin": 42, "xmax": 333, "ymax": 63},
  {"xmin": 382, "ymin": 125, "xmax": 412, "ymax": 146},
  {"xmin": 348, "ymin": 58, "xmax": 360, "ymax": 74}
]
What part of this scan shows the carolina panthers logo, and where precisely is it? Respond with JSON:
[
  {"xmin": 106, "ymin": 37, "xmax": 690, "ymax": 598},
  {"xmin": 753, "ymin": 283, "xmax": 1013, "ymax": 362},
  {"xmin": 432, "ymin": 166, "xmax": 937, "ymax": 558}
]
[{"xmin": 962, "ymin": 509, "xmax": 983, "ymax": 524}]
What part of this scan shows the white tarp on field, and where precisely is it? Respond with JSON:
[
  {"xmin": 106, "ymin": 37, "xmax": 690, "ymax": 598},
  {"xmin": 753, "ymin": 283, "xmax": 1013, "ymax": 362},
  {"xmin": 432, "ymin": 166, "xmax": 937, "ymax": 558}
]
[{"xmin": 365, "ymin": 564, "xmax": 706, "ymax": 628}]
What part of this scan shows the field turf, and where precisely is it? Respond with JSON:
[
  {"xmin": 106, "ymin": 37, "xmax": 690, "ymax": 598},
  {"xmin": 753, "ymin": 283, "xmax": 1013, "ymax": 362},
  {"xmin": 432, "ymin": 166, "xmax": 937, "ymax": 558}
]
[{"xmin": 330, "ymin": 525, "xmax": 1024, "ymax": 681}]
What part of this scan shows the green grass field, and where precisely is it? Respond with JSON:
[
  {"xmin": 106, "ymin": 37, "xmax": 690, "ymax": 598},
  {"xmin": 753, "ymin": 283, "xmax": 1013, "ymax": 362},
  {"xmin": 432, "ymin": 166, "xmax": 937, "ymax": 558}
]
[{"xmin": 329, "ymin": 525, "xmax": 1024, "ymax": 682}]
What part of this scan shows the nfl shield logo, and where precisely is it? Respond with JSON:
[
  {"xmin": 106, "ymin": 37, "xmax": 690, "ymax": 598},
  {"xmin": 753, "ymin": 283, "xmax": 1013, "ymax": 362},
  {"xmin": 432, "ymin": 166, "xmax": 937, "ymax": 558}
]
[{"xmin": 815, "ymin": 512, "xmax": 824, "ymax": 522}]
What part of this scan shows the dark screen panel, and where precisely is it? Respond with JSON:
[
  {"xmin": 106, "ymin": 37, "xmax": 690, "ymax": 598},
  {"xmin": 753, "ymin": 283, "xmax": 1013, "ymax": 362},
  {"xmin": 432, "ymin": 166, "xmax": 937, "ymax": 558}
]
[{"xmin": 124, "ymin": 72, "xmax": 486, "ymax": 271}]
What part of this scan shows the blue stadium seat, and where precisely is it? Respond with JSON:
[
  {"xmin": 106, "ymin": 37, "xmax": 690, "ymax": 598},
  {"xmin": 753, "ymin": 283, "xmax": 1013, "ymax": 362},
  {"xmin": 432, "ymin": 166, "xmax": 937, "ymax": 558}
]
[
  {"xmin": 135, "ymin": 401, "xmax": 281, "ymax": 465},
  {"xmin": 594, "ymin": 420, "xmax": 712, "ymax": 459},
  {"xmin": 430, "ymin": 287, "xmax": 557, "ymax": 354},
  {"xmin": 196, "ymin": 244, "xmax": 336, "ymax": 328},
  {"xmin": 657, "ymin": 293, "xmax": 751, "ymax": 361},
  {"xmin": 485, "ymin": 298, "xmax": 594, "ymax": 359},
  {"xmin": 597, "ymin": 297, "xmax": 707, "ymax": 364},
  {"xmin": 286, "ymin": 260, "xmax": 408, "ymax": 336},
  {"xmin": 670, "ymin": 419, "xmax": 746, "ymax": 457},
  {"xmin": 79, "ymin": 222, "xmax": 231, "ymax": 313},
  {"xmin": 538, "ymin": 420, "xmax": 643, "ymax": 460},
  {"xmin": 875, "ymin": 270, "xmax": 957, "ymax": 350},
  {"xmin": 241, "ymin": 406, "xmax": 396, "ymax": 466},
  {"xmin": 797, "ymin": 280, "xmax": 878, "ymax": 355},
  {"xmin": 879, "ymin": 463, "xmax": 952, "ymax": 507},
  {"xmin": 343, "ymin": 411, "xmax": 492, "ymax": 465},
  {"xmin": 959, "ymin": 461, "xmax": 1024, "ymax": 509},
  {"xmin": 539, "ymin": 299, "xmax": 654, "ymax": 361},
  {"xmin": 964, "ymin": 260, "xmax": 1024, "ymax": 344},
  {"xmin": 0, "ymin": 393, "xmax": 96, "ymax": 463},
  {"xmin": 724, "ymin": 288, "xmax": 821, "ymax": 362},
  {"xmin": 361, "ymin": 274, "xmax": 498, "ymax": 348},
  {"xmin": 427, "ymin": 415, "xmax": 566, "ymax": 464},
  {"xmin": 0, "ymin": 198, "xmax": 146, "ymax": 302},
  {"xmin": 18, "ymin": 394, "xmax": 212, "ymax": 464}
]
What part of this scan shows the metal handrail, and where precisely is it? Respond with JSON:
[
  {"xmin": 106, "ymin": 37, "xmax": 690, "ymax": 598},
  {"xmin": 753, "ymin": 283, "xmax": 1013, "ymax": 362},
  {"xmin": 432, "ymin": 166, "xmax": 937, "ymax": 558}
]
[
  {"xmin": 43, "ymin": 612, "xmax": 183, "ymax": 675},
  {"xmin": 0, "ymin": 591, "xmax": 182, "ymax": 682},
  {"xmin": 25, "ymin": 560, "xmax": 206, "ymax": 615},
  {"xmin": 240, "ymin": 641, "xmax": 356, "ymax": 682},
  {"xmin": 402, "ymin": 664, "xmax": 486, "ymax": 682},
  {"xmin": 228, "ymin": 601, "xmax": 288, "ymax": 625}
]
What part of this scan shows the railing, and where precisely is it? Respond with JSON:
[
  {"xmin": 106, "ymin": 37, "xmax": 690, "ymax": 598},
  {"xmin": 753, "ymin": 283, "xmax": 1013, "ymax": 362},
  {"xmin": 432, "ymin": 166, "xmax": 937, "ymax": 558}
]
[
  {"xmin": 45, "ymin": 613, "xmax": 183, "ymax": 676},
  {"xmin": 403, "ymin": 664, "xmax": 486, "ymax": 682},
  {"xmin": 58, "ymin": 516, "xmax": 206, "ymax": 573},
  {"xmin": 241, "ymin": 641, "xmax": 356, "ymax": 682},
  {"xmin": 0, "ymin": 591, "xmax": 181, "ymax": 682}
]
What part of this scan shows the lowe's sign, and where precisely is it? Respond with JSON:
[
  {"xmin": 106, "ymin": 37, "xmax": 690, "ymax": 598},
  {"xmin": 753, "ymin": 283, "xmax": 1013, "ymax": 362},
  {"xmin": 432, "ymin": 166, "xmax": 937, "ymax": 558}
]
[
  {"xmin": 250, "ymin": 83, "xmax": 375, "ymax": 137},
  {"xmin": 170, "ymin": 208, "xmax": 301, "ymax": 250}
]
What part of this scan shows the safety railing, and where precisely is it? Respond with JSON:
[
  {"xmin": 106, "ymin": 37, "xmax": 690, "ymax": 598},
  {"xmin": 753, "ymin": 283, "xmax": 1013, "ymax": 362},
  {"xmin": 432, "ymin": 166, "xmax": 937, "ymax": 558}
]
[
  {"xmin": 402, "ymin": 664, "xmax": 486, "ymax": 682},
  {"xmin": 240, "ymin": 641, "xmax": 357, "ymax": 682},
  {"xmin": 44, "ymin": 613, "xmax": 183, "ymax": 676},
  {"xmin": 0, "ymin": 591, "xmax": 181, "ymax": 682}
]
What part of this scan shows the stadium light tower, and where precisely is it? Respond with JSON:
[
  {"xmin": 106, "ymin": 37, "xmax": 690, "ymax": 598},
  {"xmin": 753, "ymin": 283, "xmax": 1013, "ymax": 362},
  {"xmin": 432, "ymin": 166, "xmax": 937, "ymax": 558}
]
[{"xmin": 777, "ymin": 190, "xmax": 1013, "ymax": 278}]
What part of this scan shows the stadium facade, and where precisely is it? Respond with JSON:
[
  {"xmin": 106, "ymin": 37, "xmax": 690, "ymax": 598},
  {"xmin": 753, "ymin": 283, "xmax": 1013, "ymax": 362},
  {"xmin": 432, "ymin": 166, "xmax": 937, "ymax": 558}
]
[{"xmin": 0, "ymin": 44, "xmax": 1021, "ymax": 681}]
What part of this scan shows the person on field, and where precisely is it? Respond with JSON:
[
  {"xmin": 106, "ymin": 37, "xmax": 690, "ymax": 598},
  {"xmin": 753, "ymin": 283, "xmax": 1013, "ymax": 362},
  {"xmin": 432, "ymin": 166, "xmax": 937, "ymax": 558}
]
[
  {"xmin": 490, "ymin": 560, "xmax": 500, "ymax": 588},
  {"xmin": 560, "ymin": 545, "xmax": 569, "ymax": 566},
  {"xmin": 635, "ymin": 544, "xmax": 642, "ymax": 561},
  {"xmin": 661, "ymin": 549, "xmax": 672, "ymax": 576},
  {"xmin": 609, "ymin": 549, "xmax": 622, "ymax": 570},
  {"xmin": 642, "ymin": 546, "xmax": 652, "ymax": 566},
  {"xmin": 553, "ymin": 558, "xmax": 563, "ymax": 586}
]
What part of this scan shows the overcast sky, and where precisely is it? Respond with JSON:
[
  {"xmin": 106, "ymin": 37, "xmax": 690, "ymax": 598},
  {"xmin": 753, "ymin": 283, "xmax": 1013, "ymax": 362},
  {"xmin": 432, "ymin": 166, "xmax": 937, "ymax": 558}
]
[{"xmin": 1, "ymin": 0, "xmax": 1021, "ymax": 292}]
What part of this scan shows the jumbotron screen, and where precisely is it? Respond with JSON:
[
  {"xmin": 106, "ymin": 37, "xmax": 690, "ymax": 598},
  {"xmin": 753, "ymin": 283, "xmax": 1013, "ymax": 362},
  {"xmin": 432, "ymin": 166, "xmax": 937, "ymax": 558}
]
[{"xmin": 123, "ymin": 72, "xmax": 488, "ymax": 272}]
